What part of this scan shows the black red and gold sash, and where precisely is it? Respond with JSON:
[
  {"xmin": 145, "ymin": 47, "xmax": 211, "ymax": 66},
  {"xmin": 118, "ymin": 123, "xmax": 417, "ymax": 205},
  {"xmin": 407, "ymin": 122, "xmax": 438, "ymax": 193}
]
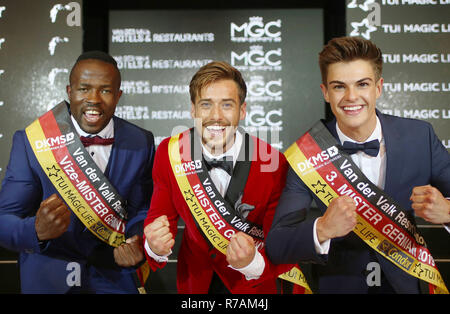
[
  {"xmin": 168, "ymin": 128, "xmax": 311, "ymax": 293},
  {"xmin": 284, "ymin": 120, "xmax": 448, "ymax": 294},
  {"xmin": 25, "ymin": 101, "xmax": 148, "ymax": 293}
]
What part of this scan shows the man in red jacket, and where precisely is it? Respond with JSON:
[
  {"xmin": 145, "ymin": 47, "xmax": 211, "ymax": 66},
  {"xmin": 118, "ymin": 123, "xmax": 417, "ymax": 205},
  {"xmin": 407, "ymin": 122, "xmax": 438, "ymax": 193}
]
[{"xmin": 143, "ymin": 61, "xmax": 292, "ymax": 293}]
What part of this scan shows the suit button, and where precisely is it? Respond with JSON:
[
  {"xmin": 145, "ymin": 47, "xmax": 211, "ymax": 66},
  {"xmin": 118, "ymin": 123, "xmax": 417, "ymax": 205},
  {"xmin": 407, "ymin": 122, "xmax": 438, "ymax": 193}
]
[{"xmin": 211, "ymin": 253, "xmax": 216, "ymax": 259}]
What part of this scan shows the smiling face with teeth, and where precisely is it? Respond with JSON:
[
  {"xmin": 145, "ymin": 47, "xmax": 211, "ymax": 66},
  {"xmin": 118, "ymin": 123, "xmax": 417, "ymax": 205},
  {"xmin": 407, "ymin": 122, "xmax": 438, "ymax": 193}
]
[
  {"xmin": 191, "ymin": 79, "xmax": 246, "ymax": 155},
  {"xmin": 320, "ymin": 59, "xmax": 383, "ymax": 142},
  {"xmin": 66, "ymin": 59, "xmax": 122, "ymax": 134}
]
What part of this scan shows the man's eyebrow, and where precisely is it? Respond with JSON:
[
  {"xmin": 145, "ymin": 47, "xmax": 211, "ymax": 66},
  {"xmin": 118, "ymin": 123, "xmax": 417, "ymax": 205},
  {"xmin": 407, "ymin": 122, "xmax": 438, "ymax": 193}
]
[
  {"xmin": 78, "ymin": 83, "xmax": 114, "ymax": 88},
  {"xmin": 328, "ymin": 77, "xmax": 373, "ymax": 85},
  {"xmin": 197, "ymin": 98, "xmax": 237, "ymax": 102}
]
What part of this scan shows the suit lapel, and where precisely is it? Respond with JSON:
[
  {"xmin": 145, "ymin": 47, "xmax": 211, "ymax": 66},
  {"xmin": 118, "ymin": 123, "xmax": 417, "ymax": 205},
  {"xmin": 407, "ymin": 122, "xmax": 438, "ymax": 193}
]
[
  {"xmin": 325, "ymin": 118, "xmax": 338, "ymax": 141},
  {"xmin": 224, "ymin": 131, "xmax": 253, "ymax": 207},
  {"xmin": 104, "ymin": 116, "xmax": 123, "ymax": 182},
  {"xmin": 376, "ymin": 110, "xmax": 403, "ymax": 196}
]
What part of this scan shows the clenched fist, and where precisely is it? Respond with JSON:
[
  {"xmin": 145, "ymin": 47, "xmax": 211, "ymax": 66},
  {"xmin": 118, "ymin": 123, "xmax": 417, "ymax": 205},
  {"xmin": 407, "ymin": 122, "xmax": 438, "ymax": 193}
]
[
  {"xmin": 411, "ymin": 185, "xmax": 450, "ymax": 224},
  {"xmin": 316, "ymin": 195, "xmax": 357, "ymax": 243},
  {"xmin": 35, "ymin": 193, "xmax": 71, "ymax": 241},
  {"xmin": 114, "ymin": 235, "xmax": 144, "ymax": 267},
  {"xmin": 144, "ymin": 215, "xmax": 175, "ymax": 256},
  {"xmin": 226, "ymin": 232, "xmax": 256, "ymax": 269}
]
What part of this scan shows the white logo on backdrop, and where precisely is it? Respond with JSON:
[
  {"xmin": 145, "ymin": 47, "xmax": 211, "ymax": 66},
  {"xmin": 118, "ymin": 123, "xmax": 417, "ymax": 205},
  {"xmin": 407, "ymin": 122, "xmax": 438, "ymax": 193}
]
[
  {"xmin": 0, "ymin": 6, "xmax": 5, "ymax": 18},
  {"xmin": 231, "ymin": 45, "xmax": 282, "ymax": 71},
  {"xmin": 115, "ymin": 106, "xmax": 150, "ymax": 120},
  {"xmin": 348, "ymin": 0, "xmax": 376, "ymax": 11},
  {"xmin": 350, "ymin": 18, "xmax": 378, "ymax": 39},
  {"xmin": 0, "ymin": 38, "xmax": 4, "ymax": 49},
  {"xmin": 48, "ymin": 68, "xmax": 68, "ymax": 85},
  {"xmin": 247, "ymin": 76, "xmax": 282, "ymax": 102},
  {"xmin": 244, "ymin": 105, "xmax": 283, "ymax": 131},
  {"xmin": 48, "ymin": 36, "xmax": 69, "ymax": 55},
  {"xmin": 348, "ymin": 0, "xmax": 380, "ymax": 39},
  {"xmin": 50, "ymin": 4, "xmax": 71, "ymax": 23},
  {"xmin": 230, "ymin": 16, "xmax": 282, "ymax": 42},
  {"xmin": 50, "ymin": 2, "xmax": 81, "ymax": 26}
]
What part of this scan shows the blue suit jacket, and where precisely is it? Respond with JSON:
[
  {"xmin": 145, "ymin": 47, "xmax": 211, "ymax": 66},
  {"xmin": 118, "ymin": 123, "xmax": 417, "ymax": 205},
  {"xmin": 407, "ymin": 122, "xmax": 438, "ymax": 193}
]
[
  {"xmin": 266, "ymin": 111, "xmax": 450, "ymax": 293},
  {"xmin": 0, "ymin": 112, "xmax": 155, "ymax": 293}
]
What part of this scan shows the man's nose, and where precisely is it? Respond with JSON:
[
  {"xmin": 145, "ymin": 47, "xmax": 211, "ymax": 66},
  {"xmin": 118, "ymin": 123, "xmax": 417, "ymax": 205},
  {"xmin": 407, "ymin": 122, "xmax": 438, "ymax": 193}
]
[
  {"xmin": 345, "ymin": 86, "xmax": 358, "ymax": 102},
  {"xmin": 86, "ymin": 89, "xmax": 101, "ymax": 104},
  {"xmin": 210, "ymin": 104, "xmax": 224, "ymax": 120}
]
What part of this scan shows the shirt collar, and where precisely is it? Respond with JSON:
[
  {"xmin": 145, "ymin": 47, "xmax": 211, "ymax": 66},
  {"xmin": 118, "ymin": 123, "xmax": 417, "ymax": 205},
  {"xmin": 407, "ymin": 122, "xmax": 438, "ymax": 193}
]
[
  {"xmin": 336, "ymin": 116, "xmax": 382, "ymax": 144},
  {"xmin": 70, "ymin": 115, "xmax": 114, "ymax": 139}
]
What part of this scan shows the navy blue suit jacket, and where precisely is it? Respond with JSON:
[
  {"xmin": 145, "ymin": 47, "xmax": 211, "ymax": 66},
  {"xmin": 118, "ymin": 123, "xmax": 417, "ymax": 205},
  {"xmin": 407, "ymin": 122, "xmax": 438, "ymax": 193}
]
[
  {"xmin": 266, "ymin": 111, "xmax": 450, "ymax": 293},
  {"xmin": 0, "ymin": 111, "xmax": 155, "ymax": 293}
]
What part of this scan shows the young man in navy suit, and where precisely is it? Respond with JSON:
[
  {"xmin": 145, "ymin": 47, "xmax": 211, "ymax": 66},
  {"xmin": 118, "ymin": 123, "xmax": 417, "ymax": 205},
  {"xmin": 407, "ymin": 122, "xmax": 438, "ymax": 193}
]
[
  {"xmin": 266, "ymin": 37, "xmax": 450, "ymax": 294},
  {"xmin": 0, "ymin": 51, "xmax": 155, "ymax": 293}
]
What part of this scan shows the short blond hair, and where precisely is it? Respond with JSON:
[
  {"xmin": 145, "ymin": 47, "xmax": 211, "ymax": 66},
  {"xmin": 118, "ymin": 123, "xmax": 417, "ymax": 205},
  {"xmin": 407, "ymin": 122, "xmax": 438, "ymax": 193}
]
[{"xmin": 189, "ymin": 61, "xmax": 247, "ymax": 104}]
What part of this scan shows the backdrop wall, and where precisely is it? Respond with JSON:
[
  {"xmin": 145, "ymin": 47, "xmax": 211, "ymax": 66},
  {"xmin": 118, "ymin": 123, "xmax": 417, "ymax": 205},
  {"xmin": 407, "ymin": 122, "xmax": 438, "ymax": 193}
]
[{"xmin": 0, "ymin": 0, "xmax": 448, "ymax": 294}]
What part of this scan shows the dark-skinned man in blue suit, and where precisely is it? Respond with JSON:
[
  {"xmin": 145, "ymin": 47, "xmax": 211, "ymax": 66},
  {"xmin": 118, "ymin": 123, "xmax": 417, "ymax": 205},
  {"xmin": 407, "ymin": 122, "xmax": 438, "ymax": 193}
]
[
  {"xmin": 266, "ymin": 37, "xmax": 450, "ymax": 294},
  {"xmin": 0, "ymin": 51, "xmax": 155, "ymax": 293}
]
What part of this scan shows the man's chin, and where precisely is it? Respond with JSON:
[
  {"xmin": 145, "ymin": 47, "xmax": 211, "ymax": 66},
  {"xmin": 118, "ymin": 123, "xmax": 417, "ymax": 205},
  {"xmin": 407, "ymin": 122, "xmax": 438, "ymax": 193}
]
[
  {"xmin": 80, "ymin": 122, "xmax": 104, "ymax": 135},
  {"xmin": 203, "ymin": 138, "xmax": 226, "ymax": 153}
]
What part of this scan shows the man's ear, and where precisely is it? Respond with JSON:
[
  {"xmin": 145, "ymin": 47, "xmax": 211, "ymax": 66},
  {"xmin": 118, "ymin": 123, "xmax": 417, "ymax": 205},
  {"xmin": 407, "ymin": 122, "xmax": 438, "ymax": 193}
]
[
  {"xmin": 320, "ymin": 83, "xmax": 329, "ymax": 103},
  {"xmin": 239, "ymin": 102, "xmax": 247, "ymax": 121},
  {"xmin": 190, "ymin": 102, "xmax": 196, "ymax": 119},
  {"xmin": 375, "ymin": 77, "xmax": 383, "ymax": 100}
]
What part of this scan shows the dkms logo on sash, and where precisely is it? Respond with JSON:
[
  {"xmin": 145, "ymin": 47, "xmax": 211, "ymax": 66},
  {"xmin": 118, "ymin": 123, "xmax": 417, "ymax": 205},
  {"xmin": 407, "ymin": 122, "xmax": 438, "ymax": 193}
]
[{"xmin": 35, "ymin": 132, "xmax": 75, "ymax": 150}]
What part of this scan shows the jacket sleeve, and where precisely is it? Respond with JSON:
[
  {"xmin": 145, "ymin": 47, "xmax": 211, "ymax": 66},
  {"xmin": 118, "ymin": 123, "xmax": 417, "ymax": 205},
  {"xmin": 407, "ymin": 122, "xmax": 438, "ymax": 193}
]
[
  {"xmin": 266, "ymin": 164, "xmax": 328, "ymax": 265},
  {"xmin": 123, "ymin": 130, "xmax": 155, "ymax": 238},
  {"xmin": 428, "ymin": 123, "xmax": 450, "ymax": 195},
  {"xmin": 234, "ymin": 152, "xmax": 302, "ymax": 290},
  {"xmin": 251, "ymin": 154, "xmax": 294, "ymax": 285},
  {"xmin": 142, "ymin": 139, "xmax": 180, "ymax": 271},
  {"xmin": 0, "ymin": 131, "xmax": 43, "ymax": 253}
]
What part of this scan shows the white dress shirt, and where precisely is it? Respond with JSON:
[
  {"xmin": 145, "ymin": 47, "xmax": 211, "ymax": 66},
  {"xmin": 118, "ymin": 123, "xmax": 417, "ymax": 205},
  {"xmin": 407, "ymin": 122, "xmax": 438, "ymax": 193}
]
[
  {"xmin": 313, "ymin": 117, "xmax": 386, "ymax": 254},
  {"xmin": 71, "ymin": 115, "xmax": 114, "ymax": 173},
  {"xmin": 145, "ymin": 130, "xmax": 265, "ymax": 280}
]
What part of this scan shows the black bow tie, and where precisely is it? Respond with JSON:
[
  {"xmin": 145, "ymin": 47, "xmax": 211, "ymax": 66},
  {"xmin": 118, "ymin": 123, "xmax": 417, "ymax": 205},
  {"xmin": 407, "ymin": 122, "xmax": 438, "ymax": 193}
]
[
  {"xmin": 203, "ymin": 155, "xmax": 233, "ymax": 175},
  {"xmin": 80, "ymin": 135, "xmax": 114, "ymax": 147},
  {"xmin": 341, "ymin": 139, "xmax": 380, "ymax": 157}
]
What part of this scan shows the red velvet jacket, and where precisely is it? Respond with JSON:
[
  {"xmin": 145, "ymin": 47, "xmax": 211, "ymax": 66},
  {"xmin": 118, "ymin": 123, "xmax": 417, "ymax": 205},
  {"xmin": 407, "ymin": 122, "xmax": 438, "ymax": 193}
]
[{"xmin": 144, "ymin": 132, "xmax": 292, "ymax": 293}]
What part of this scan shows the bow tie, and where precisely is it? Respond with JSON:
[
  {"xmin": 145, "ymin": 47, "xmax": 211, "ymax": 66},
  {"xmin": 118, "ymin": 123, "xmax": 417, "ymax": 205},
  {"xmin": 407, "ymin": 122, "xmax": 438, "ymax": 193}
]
[
  {"xmin": 341, "ymin": 139, "xmax": 380, "ymax": 157},
  {"xmin": 203, "ymin": 155, "xmax": 233, "ymax": 176},
  {"xmin": 80, "ymin": 135, "xmax": 114, "ymax": 147}
]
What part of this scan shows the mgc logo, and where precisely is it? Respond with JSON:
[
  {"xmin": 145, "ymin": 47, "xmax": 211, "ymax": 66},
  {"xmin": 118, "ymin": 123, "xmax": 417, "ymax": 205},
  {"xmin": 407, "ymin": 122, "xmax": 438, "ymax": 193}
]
[
  {"xmin": 231, "ymin": 45, "xmax": 282, "ymax": 71},
  {"xmin": 230, "ymin": 16, "xmax": 282, "ymax": 42}
]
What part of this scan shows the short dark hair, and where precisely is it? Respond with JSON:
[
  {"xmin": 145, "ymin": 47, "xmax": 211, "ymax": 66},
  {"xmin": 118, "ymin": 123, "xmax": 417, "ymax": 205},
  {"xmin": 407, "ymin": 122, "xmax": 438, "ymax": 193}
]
[
  {"xmin": 319, "ymin": 36, "xmax": 383, "ymax": 84},
  {"xmin": 69, "ymin": 50, "xmax": 121, "ymax": 86},
  {"xmin": 189, "ymin": 61, "xmax": 247, "ymax": 105}
]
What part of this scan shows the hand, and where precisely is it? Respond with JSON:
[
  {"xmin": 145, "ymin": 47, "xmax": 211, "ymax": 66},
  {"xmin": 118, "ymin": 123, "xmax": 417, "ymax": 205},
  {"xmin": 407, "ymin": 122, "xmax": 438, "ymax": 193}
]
[
  {"xmin": 113, "ymin": 235, "xmax": 144, "ymax": 267},
  {"xmin": 411, "ymin": 185, "xmax": 450, "ymax": 224},
  {"xmin": 144, "ymin": 215, "xmax": 174, "ymax": 256},
  {"xmin": 316, "ymin": 195, "xmax": 357, "ymax": 243},
  {"xmin": 35, "ymin": 193, "xmax": 71, "ymax": 241},
  {"xmin": 226, "ymin": 232, "xmax": 256, "ymax": 269}
]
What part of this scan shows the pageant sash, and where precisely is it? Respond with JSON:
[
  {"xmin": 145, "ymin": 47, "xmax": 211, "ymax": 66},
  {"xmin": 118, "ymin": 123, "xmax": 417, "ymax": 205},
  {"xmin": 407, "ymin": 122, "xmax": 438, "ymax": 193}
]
[
  {"xmin": 25, "ymin": 102, "xmax": 149, "ymax": 293},
  {"xmin": 284, "ymin": 120, "xmax": 448, "ymax": 294},
  {"xmin": 168, "ymin": 129, "xmax": 311, "ymax": 293},
  {"xmin": 26, "ymin": 102, "xmax": 127, "ymax": 246}
]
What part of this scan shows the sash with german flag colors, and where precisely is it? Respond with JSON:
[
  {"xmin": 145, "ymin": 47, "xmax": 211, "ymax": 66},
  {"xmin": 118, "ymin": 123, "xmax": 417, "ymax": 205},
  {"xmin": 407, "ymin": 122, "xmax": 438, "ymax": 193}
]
[
  {"xmin": 284, "ymin": 120, "xmax": 448, "ymax": 294},
  {"xmin": 168, "ymin": 128, "xmax": 312, "ymax": 293},
  {"xmin": 25, "ymin": 101, "xmax": 149, "ymax": 294}
]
